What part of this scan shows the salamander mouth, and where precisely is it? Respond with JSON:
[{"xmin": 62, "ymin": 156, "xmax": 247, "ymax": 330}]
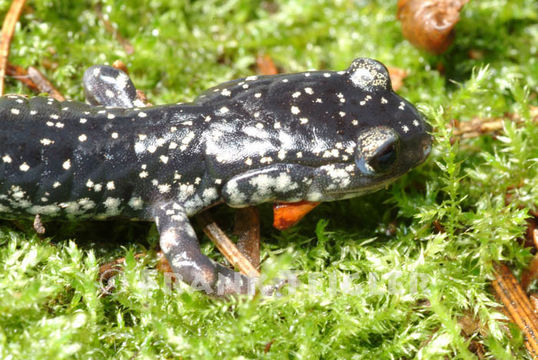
[
  {"xmin": 312, "ymin": 176, "xmax": 397, "ymax": 202},
  {"xmin": 303, "ymin": 162, "xmax": 401, "ymax": 202}
]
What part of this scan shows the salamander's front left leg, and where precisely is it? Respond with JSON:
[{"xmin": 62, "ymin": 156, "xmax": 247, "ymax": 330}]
[{"xmin": 154, "ymin": 203, "xmax": 255, "ymax": 296}]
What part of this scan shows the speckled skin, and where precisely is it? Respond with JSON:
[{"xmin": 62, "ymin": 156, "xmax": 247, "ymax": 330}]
[{"xmin": 0, "ymin": 58, "xmax": 432, "ymax": 295}]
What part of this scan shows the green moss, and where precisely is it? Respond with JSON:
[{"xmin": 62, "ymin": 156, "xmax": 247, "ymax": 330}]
[{"xmin": 1, "ymin": 0, "xmax": 537, "ymax": 358}]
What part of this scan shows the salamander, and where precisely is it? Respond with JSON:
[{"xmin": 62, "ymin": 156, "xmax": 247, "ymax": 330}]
[{"xmin": 0, "ymin": 58, "xmax": 432, "ymax": 295}]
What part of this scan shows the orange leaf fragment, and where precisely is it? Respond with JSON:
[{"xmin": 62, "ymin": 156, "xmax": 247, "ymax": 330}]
[
  {"xmin": 387, "ymin": 66, "xmax": 408, "ymax": 91},
  {"xmin": 256, "ymin": 54, "xmax": 279, "ymax": 75},
  {"xmin": 273, "ymin": 201, "xmax": 320, "ymax": 230}
]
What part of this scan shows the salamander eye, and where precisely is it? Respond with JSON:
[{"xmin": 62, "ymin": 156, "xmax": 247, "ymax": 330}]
[
  {"xmin": 355, "ymin": 126, "xmax": 400, "ymax": 175},
  {"xmin": 369, "ymin": 139, "xmax": 399, "ymax": 173}
]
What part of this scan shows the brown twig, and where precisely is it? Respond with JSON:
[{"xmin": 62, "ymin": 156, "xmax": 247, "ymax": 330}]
[
  {"xmin": 491, "ymin": 262, "xmax": 538, "ymax": 357},
  {"xmin": 451, "ymin": 106, "xmax": 538, "ymax": 139},
  {"xmin": 234, "ymin": 207, "xmax": 260, "ymax": 270},
  {"xmin": 0, "ymin": 0, "xmax": 27, "ymax": 95},
  {"xmin": 197, "ymin": 212, "xmax": 260, "ymax": 277},
  {"xmin": 27, "ymin": 66, "xmax": 65, "ymax": 101},
  {"xmin": 5, "ymin": 61, "xmax": 39, "ymax": 91},
  {"xmin": 5, "ymin": 61, "xmax": 65, "ymax": 100}
]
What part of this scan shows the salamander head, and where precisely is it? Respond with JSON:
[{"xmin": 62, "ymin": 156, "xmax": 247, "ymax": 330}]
[{"xmin": 302, "ymin": 58, "xmax": 432, "ymax": 201}]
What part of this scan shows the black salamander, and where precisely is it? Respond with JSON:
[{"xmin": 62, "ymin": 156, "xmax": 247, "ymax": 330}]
[{"xmin": 0, "ymin": 58, "xmax": 432, "ymax": 295}]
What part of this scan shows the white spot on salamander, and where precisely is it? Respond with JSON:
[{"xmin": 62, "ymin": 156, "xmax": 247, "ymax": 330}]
[
  {"xmin": 19, "ymin": 162, "xmax": 30, "ymax": 172},
  {"xmin": 160, "ymin": 155, "xmax": 169, "ymax": 164},
  {"xmin": 158, "ymin": 184, "xmax": 171, "ymax": 193},
  {"xmin": 134, "ymin": 142, "xmax": 145, "ymax": 153},
  {"xmin": 128, "ymin": 197, "xmax": 144, "ymax": 210},
  {"xmin": 103, "ymin": 197, "xmax": 121, "ymax": 215},
  {"xmin": 62, "ymin": 159, "xmax": 71, "ymax": 170}
]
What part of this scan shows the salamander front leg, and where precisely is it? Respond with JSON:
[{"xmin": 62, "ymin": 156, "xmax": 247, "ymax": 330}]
[
  {"xmin": 82, "ymin": 65, "xmax": 140, "ymax": 108},
  {"xmin": 154, "ymin": 203, "xmax": 255, "ymax": 296}
]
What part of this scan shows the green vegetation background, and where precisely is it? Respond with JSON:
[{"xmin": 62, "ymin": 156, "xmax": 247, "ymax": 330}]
[{"xmin": 0, "ymin": 0, "xmax": 537, "ymax": 359}]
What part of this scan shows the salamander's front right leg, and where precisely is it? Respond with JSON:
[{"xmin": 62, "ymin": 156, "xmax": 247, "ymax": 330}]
[
  {"xmin": 82, "ymin": 65, "xmax": 140, "ymax": 108},
  {"xmin": 154, "ymin": 203, "xmax": 256, "ymax": 296}
]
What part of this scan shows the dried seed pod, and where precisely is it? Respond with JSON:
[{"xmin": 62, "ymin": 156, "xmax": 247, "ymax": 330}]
[{"xmin": 397, "ymin": 0, "xmax": 469, "ymax": 54}]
